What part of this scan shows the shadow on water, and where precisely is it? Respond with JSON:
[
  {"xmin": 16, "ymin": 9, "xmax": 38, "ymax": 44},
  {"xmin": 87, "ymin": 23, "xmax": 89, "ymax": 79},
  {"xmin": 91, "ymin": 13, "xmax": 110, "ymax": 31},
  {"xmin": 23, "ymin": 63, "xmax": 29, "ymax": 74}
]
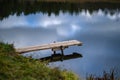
[
  {"xmin": 39, "ymin": 52, "xmax": 83, "ymax": 63},
  {"xmin": 0, "ymin": 0, "xmax": 120, "ymax": 20}
]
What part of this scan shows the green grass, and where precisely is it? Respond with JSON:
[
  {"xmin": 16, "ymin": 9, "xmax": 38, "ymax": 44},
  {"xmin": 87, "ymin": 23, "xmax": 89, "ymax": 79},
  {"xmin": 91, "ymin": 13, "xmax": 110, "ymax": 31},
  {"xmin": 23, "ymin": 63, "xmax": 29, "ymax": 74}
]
[{"xmin": 0, "ymin": 42, "xmax": 79, "ymax": 80}]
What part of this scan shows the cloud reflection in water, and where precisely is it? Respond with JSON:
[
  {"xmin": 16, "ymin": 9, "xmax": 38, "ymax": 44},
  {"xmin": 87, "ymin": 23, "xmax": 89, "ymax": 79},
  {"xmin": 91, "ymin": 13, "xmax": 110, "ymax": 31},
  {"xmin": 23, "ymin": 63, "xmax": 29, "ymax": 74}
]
[{"xmin": 0, "ymin": 10, "xmax": 120, "ymax": 78}]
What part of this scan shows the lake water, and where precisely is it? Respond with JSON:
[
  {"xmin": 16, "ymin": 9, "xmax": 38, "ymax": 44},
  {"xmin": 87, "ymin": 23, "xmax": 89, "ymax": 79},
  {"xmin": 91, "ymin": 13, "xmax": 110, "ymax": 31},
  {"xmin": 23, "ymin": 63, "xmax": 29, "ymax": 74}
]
[{"xmin": 0, "ymin": 1, "xmax": 120, "ymax": 79}]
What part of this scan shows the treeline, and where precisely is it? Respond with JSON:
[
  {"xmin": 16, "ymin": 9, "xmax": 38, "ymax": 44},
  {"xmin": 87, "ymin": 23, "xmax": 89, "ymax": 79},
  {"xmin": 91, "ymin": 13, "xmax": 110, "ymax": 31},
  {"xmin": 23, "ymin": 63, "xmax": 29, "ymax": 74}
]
[
  {"xmin": 2, "ymin": 0, "xmax": 120, "ymax": 3},
  {"xmin": 39, "ymin": 0, "xmax": 120, "ymax": 3},
  {"xmin": 0, "ymin": 0, "xmax": 120, "ymax": 20}
]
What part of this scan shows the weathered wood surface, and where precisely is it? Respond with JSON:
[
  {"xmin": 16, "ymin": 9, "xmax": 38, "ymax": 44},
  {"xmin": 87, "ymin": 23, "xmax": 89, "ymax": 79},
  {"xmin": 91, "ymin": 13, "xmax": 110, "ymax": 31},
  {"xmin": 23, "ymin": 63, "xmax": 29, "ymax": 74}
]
[{"xmin": 16, "ymin": 40, "xmax": 82, "ymax": 53}]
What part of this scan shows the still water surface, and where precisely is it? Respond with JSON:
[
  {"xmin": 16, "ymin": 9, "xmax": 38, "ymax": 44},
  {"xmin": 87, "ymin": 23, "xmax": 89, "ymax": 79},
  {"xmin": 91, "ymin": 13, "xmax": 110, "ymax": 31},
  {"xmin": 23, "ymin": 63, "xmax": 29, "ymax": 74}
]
[{"xmin": 0, "ymin": 1, "xmax": 120, "ymax": 78}]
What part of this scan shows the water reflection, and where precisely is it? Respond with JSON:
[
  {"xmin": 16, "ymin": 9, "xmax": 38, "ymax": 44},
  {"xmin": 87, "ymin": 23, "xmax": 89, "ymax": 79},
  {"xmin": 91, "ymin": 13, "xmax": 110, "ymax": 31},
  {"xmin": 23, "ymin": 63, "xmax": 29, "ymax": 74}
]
[
  {"xmin": 0, "ymin": 0, "xmax": 120, "ymax": 20},
  {"xmin": 0, "ymin": 1, "xmax": 120, "ymax": 78},
  {"xmin": 40, "ymin": 52, "xmax": 82, "ymax": 63}
]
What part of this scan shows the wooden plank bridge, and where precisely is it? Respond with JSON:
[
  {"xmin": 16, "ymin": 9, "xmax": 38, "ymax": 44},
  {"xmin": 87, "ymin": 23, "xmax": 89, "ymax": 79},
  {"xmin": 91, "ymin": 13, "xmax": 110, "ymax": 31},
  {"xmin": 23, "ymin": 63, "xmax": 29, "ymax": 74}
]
[{"xmin": 16, "ymin": 40, "xmax": 82, "ymax": 54}]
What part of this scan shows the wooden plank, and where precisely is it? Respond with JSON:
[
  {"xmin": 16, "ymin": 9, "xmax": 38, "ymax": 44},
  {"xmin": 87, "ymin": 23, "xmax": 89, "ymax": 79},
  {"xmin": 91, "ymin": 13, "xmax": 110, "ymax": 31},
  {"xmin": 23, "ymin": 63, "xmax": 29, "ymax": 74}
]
[{"xmin": 16, "ymin": 40, "xmax": 82, "ymax": 53}]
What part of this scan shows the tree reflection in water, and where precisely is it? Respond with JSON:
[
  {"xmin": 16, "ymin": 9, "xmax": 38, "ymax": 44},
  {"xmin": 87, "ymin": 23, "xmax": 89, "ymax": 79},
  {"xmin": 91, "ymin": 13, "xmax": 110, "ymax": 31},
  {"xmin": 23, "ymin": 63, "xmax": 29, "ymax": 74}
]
[{"xmin": 0, "ymin": 0, "xmax": 120, "ymax": 20}]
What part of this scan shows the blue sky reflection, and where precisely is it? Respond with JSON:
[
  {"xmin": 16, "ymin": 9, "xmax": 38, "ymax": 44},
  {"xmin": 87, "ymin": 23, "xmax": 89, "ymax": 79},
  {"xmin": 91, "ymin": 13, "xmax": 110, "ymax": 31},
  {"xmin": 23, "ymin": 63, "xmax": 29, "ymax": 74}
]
[{"xmin": 0, "ymin": 10, "xmax": 120, "ymax": 78}]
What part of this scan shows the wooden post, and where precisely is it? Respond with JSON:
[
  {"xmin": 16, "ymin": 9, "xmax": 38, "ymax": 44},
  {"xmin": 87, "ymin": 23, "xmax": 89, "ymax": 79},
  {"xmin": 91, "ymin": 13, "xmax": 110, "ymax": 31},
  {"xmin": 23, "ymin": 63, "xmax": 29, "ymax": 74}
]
[
  {"xmin": 52, "ymin": 48, "xmax": 56, "ymax": 54},
  {"xmin": 60, "ymin": 46, "xmax": 64, "ymax": 56},
  {"xmin": 53, "ymin": 51, "xmax": 56, "ymax": 54},
  {"xmin": 60, "ymin": 46, "xmax": 64, "ymax": 61}
]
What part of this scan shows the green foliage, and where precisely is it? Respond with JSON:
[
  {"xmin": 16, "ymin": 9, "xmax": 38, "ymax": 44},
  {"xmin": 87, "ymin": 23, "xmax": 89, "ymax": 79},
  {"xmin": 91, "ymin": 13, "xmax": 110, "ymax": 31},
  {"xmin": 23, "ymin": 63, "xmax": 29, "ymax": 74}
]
[
  {"xmin": 0, "ymin": 42, "xmax": 79, "ymax": 80},
  {"xmin": 0, "ymin": 42, "xmax": 16, "ymax": 56}
]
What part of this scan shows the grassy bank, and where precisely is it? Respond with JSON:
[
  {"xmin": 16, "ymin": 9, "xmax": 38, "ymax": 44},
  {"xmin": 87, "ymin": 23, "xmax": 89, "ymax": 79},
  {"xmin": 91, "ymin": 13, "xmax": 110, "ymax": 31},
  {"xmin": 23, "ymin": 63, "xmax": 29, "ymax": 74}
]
[{"xmin": 0, "ymin": 42, "xmax": 79, "ymax": 80}]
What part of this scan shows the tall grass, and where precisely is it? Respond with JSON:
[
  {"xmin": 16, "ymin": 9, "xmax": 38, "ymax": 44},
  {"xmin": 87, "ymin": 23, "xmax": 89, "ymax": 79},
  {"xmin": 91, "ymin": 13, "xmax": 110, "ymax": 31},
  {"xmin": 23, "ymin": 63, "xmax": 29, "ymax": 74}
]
[{"xmin": 86, "ymin": 69, "xmax": 120, "ymax": 80}]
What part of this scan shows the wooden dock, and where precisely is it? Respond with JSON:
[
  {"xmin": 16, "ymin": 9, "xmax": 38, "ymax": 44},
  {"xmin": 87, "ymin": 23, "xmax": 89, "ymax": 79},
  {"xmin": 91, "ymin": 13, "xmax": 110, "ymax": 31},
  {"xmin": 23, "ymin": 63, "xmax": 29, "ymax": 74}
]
[{"xmin": 16, "ymin": 40, "xmax": 82, "ymax": 54}]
